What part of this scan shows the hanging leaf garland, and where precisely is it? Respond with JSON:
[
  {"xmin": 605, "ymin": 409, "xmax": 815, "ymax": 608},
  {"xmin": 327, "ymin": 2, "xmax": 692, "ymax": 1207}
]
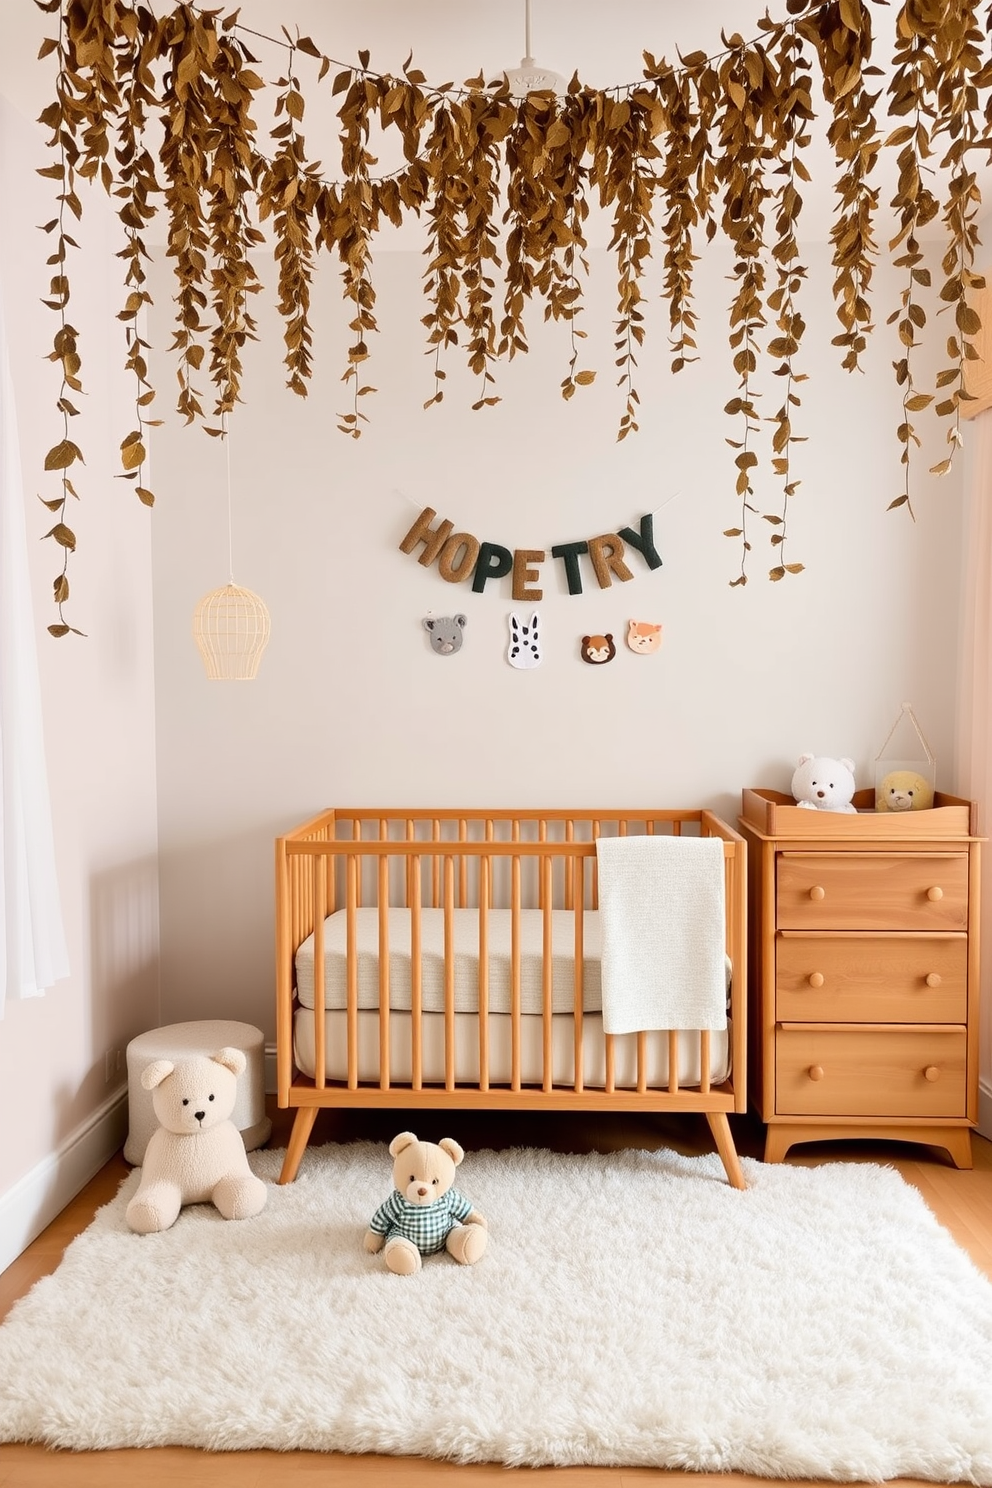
[{"xmin": 34, "ymin": 0, "xmax": 992, "ymax": 632}]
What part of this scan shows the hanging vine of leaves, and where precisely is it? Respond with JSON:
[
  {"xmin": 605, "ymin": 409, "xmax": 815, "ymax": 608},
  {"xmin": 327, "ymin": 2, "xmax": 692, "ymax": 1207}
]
[
  {"xmin": 927, "ymin": 0, "xmax": 987, "ymax": 473},
  {"xmin": 35, "ymin": 0, "xmax": 992, "ymax": 631},
  {"xmin": 763, "ymin": 21, "xmax": 813, "ymax": 578},
  {"xmin": 886, "ymin": 8, "xmax": 941, "ymax": 514},
  {"xmin": 716, "ymin": 36, "xmax": 775, "ymax": 587}
]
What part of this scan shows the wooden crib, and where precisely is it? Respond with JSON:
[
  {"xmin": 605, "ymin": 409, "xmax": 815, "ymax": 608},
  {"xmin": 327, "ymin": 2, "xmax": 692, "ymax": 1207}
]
[{"xmin": 275, "ymin": 807, "xmax": 748, "ymax": 1187}]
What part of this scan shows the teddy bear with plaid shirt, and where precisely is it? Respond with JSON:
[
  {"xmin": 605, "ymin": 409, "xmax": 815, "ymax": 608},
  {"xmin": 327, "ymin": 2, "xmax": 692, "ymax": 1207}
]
[{"xmin": 364, "ymin": 1130, "xmax": 488, "ymax": 1275}]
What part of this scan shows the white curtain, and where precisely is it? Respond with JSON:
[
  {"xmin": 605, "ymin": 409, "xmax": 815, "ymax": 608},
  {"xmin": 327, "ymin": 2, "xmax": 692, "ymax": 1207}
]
[
  {"xmin": 0, "ymin": 266, "xmax": 69, "ymax": 1013},
  {"xmin": 959, "ymin": 407, "xmax": 992, "ymax": 1133}
]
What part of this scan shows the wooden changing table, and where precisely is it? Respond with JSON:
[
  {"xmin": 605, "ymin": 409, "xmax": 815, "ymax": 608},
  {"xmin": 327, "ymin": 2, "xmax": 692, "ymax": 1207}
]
[{"xmin": 740, "ymin": 788, "xmax": 982, "ymax": 1166}]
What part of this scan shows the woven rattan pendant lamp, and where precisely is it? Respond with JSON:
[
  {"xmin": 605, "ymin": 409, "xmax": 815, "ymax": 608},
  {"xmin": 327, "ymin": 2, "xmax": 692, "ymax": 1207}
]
[{"xmin": 192, "ymin": 416, "xmax": 271, "ymax": 680}]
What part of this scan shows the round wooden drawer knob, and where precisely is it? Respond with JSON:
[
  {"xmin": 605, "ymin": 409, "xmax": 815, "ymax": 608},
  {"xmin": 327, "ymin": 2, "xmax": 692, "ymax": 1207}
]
[
  {"xmin": 927, "ymin": 886, "xmax": 944, "ymax": 901},
  {"xmin": 925, "ymin": 972, "xmax": 942, "ymax": 988},
  {"xmin": 809, "ymin": 886, "xmax": 826, "ymax": 902},
  {"xmin": 808, "ymin": 972, "xmax": 825, "ymax": 988},
  {"xmin": 808, "ymin": 1065, "xmax": 825, "ymax": 1081},
  {"xmin": 924, "ymin": 1065, "xmax": 941, "ymax": 1082}
]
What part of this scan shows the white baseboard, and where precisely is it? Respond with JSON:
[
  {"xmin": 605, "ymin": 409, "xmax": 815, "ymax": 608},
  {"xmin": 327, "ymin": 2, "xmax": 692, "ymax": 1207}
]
[
  {"xmin": 979, "ymin": 1077, "xmax": 992, "ymax": 1144},
  {"xmin": 0, "ymin": 1085, "xmax": 129, "ymax": 1275}
]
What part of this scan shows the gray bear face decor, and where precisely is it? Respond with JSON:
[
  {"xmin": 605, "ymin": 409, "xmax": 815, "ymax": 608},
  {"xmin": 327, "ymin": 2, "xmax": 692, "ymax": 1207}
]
[
  {"xmin": 507, "ymin": 611, "xmax": 542, "ymax": 669},
  {"xmin": 424, "ymin": 614, "xmax": 467, "ymax": 655}
]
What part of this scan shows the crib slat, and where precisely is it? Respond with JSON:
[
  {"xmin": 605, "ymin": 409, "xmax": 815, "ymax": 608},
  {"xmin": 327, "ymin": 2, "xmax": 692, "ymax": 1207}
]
[
  {"xmin": 542, "ymin": 855, "xmax": 553, "ymax": 1093},
  {"xmin": 313, "ymin": 855, "xmax": 327, "ymax": 1091},
  {"xmin": 459, "ymin": 819, "xmax": 468, "ymax": 907},
  {"xmin": 511, "ymin": 854, "xmax": 521, "ymax": 1091},
  {"xmin": 668, "ymin": 1030, "xmax": 680, "ymax": 1093},
  {"xmin": 538, "ymin": 820, "xmax": 547, "ymax": 912},
  {"xmin": 478, "ymin": 858, "xmax": 490, "ymax": 1092},
  {"xmin": 564, "ymin": 818, "xmax": 575, "ymax": 911},
  {"xmin": 700, "ymin": 1029, "xmax": 712, "ymax": 1094},
  {"xmin": 405, "ymin": 818, "xmax": 415, "ymax": 912},
  {"xmin": 485, "ymin": 819, "xmax": 494, "ymax": 910},
  {"xmin": 444, "ymin": 854, "xmax": 455, "ymax": 1091},
  {"xmin": 573, "ymin": 857, "xmax": 585, "ymax": 1092},
  {"xmin": 432, "ymin": 819, "xmax": 441, "ymax": 906},
  {"xmin": 378, "ymin": 854, "xmax": 390, "ymax": 1090},
  {"xmin": 604, "ymin": 1030, "xmax": 615, "ymax": 1093},
  {"xmin": 411, "ymin": 857, "xmax": 423, "ymax": 1090},
  {"xmin": 636, "ymin": 1030, "xmax": 648, "ymax": 1094},
  {"xmin": 346, "ymin": 854, "xmax": 359, "ymax": 1090}
]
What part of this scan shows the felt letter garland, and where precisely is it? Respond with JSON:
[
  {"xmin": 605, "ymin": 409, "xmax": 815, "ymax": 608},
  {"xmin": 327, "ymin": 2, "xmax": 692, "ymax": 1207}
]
[
  {"xmin": 512, "ymin": 549, "xmax": 545, "ymax": 602},
  {"xmin": 400, "ymin": 508, "xmax": 663, "ymax": 596},
  {"xmin": 587, "ymin": 535, "xmax": 634, "ymax": 589},
  {"xmin": 472, "ymin": 542, "xmax": 513, "ymax": 593},
  {"xmin": 437, "ymin": 533, "xmax": 481, "ymax": 583}
]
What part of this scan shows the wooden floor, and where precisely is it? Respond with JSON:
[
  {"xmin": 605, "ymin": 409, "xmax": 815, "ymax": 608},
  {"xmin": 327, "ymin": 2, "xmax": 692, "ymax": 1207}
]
[{"xmin": 1, "ymin": 1100, "xmax": 991, "ymax": 1487}]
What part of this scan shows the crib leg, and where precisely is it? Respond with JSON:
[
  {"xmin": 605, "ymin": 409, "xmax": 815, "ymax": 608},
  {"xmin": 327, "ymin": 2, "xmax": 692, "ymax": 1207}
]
[
  {"xmin": 705, "ymin": 1112, "xmax": 747, "ymax": 1190},
  {"xmin": 279, "ymin": 1108, "xmax": 320, "ymax": 1184}
]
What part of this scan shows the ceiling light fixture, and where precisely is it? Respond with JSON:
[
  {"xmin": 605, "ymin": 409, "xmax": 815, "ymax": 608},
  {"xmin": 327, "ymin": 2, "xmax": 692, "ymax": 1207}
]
[{"xmin": 503, "ymin": 0, "xmax": 565, "ymax": 98}]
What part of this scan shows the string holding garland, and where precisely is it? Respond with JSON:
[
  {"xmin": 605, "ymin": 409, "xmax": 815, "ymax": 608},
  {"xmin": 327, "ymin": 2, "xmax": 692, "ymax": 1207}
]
[{"xmin": 34, "ymin": 0, "xmax": 992, "ymax": 635}]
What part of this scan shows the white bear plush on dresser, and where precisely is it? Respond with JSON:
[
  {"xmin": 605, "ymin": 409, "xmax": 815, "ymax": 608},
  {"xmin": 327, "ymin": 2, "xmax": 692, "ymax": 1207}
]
[
  {"xmin": 791, "ymin": 754, "xmax": 858, "ymax": 813},
  {"xmin": 125, "ymin": 1047, "xmax": 268, "ymax": 1234}
]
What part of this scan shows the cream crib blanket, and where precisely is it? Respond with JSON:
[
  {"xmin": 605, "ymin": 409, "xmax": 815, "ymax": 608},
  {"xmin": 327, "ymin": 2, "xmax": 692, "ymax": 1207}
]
[{"xmin": 595, "ymin": 834, "xmax": 727, "ymax": 1034}]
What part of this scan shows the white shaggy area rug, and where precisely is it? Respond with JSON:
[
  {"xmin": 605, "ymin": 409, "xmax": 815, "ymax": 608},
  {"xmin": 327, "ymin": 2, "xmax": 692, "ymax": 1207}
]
[{"xmin": 1, "ymin": 1142, "xmax": 992, "ymax": 1479}]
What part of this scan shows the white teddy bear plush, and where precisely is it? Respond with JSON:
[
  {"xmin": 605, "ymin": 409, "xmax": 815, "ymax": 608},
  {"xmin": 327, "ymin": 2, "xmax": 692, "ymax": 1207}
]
[
  {"xmin": 125, "ymin": 1047, "xmax": 267, "ymax": 1234},
  {"xmin": 791, "ymin": 754, "xmax": 858, "ymax": 813}
]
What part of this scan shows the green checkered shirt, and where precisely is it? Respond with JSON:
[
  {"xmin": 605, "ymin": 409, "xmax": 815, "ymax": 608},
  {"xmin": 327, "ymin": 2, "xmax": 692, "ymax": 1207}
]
[{"xmin": 369, "ymin": 1187, "xmax": 474, "ymax": 1255}]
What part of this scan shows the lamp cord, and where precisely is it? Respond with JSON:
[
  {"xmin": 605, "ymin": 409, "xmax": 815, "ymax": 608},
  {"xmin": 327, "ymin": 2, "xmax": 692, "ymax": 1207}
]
[{"xmin": 223, "ymin": 412, "xmax": 235, "ymax": 585}]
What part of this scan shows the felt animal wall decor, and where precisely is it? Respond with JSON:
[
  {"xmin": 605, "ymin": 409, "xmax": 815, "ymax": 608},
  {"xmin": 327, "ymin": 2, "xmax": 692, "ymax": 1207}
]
[
  {"xmin": 125, "ymin": 1049, "xmax": 267, "ymax": 1234},
  {"xmin": 364, "ymin": 1130, "xmax": 488, "ymax": 1275},
  {"xmin": 507, "ymin": 611, "xmax": 542, "ymax": 668},
  {"xmin": 424, "ymin": 614, "xmax": 466, "ymax": 655},
  {"xmin": 581, "ymin": 634, "xmax": 616, "ymax": 665},
  {"xmin": 626, "ymin": 620, "xmax": 663, "ymax": 654}
]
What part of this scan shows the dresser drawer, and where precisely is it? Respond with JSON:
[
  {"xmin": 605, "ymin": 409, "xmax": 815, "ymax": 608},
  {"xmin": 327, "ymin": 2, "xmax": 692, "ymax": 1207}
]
[
  {"xmin": 776, "ymin": 853, "xmax": 969, "ymax": 931},
  {"xmin": 775, "ymin": 1028, "xmax": 967, "ymax": 1117},
  {"xmin": 776, "ymin": 932, "xmax": 968, "ymax": 1022}
]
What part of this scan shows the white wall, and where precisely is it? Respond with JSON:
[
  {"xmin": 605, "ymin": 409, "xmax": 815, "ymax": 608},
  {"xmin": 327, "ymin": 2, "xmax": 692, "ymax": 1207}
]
[
  {"xmin": 149, "ymin": 227, "xmax": 967, "ymax": 1039},
  {"xmin": 0, "ymin": 9, "xmax": 159, "ymax": 1241}
]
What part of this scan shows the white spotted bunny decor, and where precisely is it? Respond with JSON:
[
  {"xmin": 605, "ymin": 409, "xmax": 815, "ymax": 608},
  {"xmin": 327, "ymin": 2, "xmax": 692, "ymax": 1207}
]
[{"xmin": 507, "ymin": 611, "xmax": 542, "ymax": 669}]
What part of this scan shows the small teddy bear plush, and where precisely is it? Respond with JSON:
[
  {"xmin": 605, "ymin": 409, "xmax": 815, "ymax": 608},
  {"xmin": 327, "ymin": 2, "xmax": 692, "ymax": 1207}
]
[
  {"xmin": 125, "ymin": 1048, "xmax": 267, "ymax": 1234},
  {"xmin": 791, "ymin": 754, "xmax": 858, "ymax": 813},
  {"xmin": 364, "ymin": 1131, "xmax": 488, "ymax": 1275},
  {"xmin": 876, "ymin": 769, "xmax": 934, "ymax": 812}
]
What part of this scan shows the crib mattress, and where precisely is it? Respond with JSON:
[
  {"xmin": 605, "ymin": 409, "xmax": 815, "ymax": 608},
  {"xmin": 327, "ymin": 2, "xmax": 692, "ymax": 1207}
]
[
  {"xmin": 295, "ymin": 907, "xmax": 731, "ymax": 1017},
  {"xmin": 293, "ymin": 1008, "xmax": 732, "ymax": 1089}
]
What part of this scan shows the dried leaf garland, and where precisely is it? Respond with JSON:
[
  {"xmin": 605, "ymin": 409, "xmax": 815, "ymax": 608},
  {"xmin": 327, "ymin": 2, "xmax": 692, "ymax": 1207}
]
[
  {"xmin": 763, "ymin": 22, "xmax": 813, "ymax": 580},
  {"xmin": 36, "ymin": 0, "xmax": 87, "ymax": 637},
  {"xmin": 257, "ymin": 41, "xmax": 322, "ymax": 396},
  {"xmin": 926, "ymin": 0, "xmax": 988, "ymax": 475},
  {"xmin": 35, "ymin": 0, "xmax": 992, "ymax": 631},
  {"xmin": 799, "ymin": 0, "xmax": 882, "ymax": 373},
  {"xmin": 334, "ymin": 66, "xmax": 380, "ymax": 436},
  {"xmin": 113, "ymin": 8, "xmax": 163, "ymax": 511}
]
